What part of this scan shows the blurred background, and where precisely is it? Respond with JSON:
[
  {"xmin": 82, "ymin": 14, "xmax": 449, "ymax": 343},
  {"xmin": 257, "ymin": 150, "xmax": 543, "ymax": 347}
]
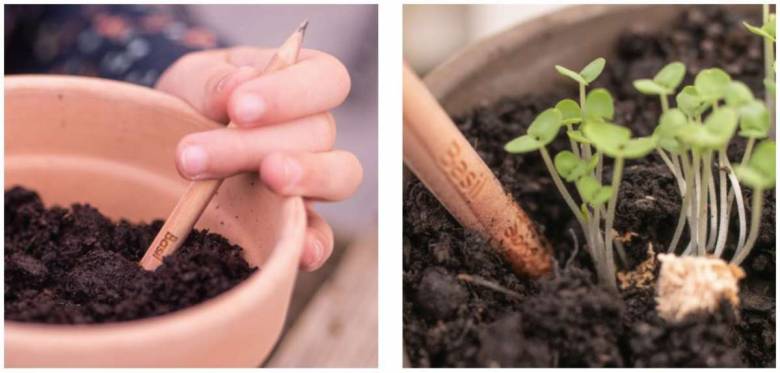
[
  {"xmin": 5, "ymin": 4, "xmax": 377, "ymax": 368},
  {"xmin": 404, "ymin": 4, "xmax": 564, "ymax": 74}
]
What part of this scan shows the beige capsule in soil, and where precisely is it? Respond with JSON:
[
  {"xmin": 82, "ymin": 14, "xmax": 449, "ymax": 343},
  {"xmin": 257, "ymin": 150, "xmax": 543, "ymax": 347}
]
[
  {"xmin": 656, "ymin": 253, "xmax": 745, "ymax": 322},
  {"xmin": 5, "ymin": 76, "xmax": 307, "ymax": 367}
]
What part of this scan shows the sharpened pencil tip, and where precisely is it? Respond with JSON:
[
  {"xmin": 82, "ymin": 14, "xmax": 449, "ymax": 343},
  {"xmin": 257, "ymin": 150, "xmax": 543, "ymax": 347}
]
[{"xmin": 298, "ymin": 19, "xmax": 309, "ymax": 35}]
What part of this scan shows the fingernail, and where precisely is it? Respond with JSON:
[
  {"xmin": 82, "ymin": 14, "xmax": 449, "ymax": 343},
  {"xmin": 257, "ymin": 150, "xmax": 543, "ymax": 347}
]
[
  {"xmin": 233, "ymin": 92, "xmax": 267, "ymax": 124},
  {"xmin": 281, "ymin": 155, "xmax": 303, "ymax": 187},
  {"xmin": 309, "ymin": 238, "xmax": 325, "ymax": 267},
  {"xmin": 180, "ymin": 145, "xmax": 208, "ymax": 177}
]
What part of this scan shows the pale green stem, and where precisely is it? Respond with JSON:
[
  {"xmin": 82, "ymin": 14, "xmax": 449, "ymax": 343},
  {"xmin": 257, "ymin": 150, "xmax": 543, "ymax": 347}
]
[
  {"xmin": 763, "ymin": 4, "xmax": 775, "ymax": 132},
  {"xmin": 693, "ymin": 152, "xmax": 707, "ymax": 255},
  {"xmin": 583, "ymin": 143, "xmax": 593, "ymax": 162},
  {"xmin": 668, "ymin": 154, "xmax": 693, "ymax": 253},
  {"xmin": 724, "ymin": 155, "xmax": 748, "ymax": 250},
  {"xmin": 725, "ymin": 160, "xmax": 748, "ymax": 251},
  {"xmin": 660, "ymin": 94, "xmax": 669, "ymax": 113},
  {"xmin": 713, "ymin": 149, "xmax": 730, "ymax": 257},
  {"xmin": 613, "ymin": 233, "xmax": 628, "ymax": 266},
  {"xmin": 596, "ymin": 152, "xmax": 604, "ymax": 183},
  {"xmin": 657, "ymin": 148, "xmax": 685, "ymax": 193},
  {"xmin": 732, "ymin": 188, "xmax": 764, "ymax": 266},
  {"xmin": 741, "ymin": 137, "xmax": 756, "ymax": 166},
  {"xmin": 603, "ymin": 157, "xmax": 624, "ymax": 291},
  {"xmin": 672, "ymin": 154, "xmax": 685, "ymax": 190},
  {"xmin": 587, "ymin": 208, "xmax": 606, "ymax": 280},
  {"xmin": 540, "ymin": 146, "xmax": 586, "ymax": 225},
  {"xmin": 579, "ymin": 83, "xmax": 597, "ymax": 176},
  {"xmin": 565, "ymin": 124, "xmax": 581, "ymax": 158},
  {"xmin": 705, "ymin": 153, "xmax": 718, "ymax": 251}
]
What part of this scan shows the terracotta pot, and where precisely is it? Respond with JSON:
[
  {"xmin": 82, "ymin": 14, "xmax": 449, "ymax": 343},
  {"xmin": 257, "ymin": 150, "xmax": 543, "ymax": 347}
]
[
  {"xmin": 4, "ymin": 75, "xmax": 307, "ymax": 367},
  {"xmin": 423, "ymin": 4, "xmax": 756, "ymax": 114}
]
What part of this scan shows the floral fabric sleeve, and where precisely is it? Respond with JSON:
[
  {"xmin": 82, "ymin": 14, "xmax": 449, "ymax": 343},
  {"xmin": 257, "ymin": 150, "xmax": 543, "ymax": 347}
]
[{"xmin": 5, "ymin": 5, "xmax": 226, "ymax": 87}]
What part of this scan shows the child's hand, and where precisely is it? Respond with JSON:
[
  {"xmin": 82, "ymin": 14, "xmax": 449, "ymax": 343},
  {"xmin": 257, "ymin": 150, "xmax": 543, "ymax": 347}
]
[{"xmin": 156, "ymin": 47, "xmax": 362, "ymax": 271}]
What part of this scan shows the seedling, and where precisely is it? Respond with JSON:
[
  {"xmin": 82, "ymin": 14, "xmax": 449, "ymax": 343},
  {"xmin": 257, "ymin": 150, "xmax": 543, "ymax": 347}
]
[
  {"xmin": 506, "ymin": 54, "xmax": 776, "ymax": 290},
  {"xmin": 508, "ymin": 58, "xmax": 656, "ymax": 290},
  {"xmin": 633, "ymin": 61, "xmax": 686, "ymax": 111}
]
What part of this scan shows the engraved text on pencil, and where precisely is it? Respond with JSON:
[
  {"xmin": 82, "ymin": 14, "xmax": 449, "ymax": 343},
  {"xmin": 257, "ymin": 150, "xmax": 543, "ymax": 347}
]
[
  {"xmin": 153, "ymin": 231, "xmax": 179, "ymax": 260},
  {"xmin": 438, "ymin": 140, "xmax": 487, "ymax": 200}
]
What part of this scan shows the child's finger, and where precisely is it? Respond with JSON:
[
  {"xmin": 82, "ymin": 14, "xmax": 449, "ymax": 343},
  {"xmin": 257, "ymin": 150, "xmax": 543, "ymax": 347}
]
[
  {"xmin": 299, "ymin": 208, "xmax": 334, "ymax": 272},
  {"xmin": 155, "ymin": 49, "xmax": 267, "ymax": 123},
  {"xmin": 156, "ymin": 47, "xmax": 330, "ymax": 124},
  {"xmin": 259, "ymin": 150, "xmax": 363, "ymax": 201},
  {"xmin": 175, "ymin": 112, "xmax": 336, "ymax": 180},
  {"xmin": 227, "ymin": 50, "xmax": 351, "ymax": 127}
]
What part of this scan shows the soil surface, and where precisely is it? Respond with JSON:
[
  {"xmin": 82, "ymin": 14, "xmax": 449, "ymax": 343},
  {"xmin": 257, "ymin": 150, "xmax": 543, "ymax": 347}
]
[
  {"xmin": 404, "ymin": 6, "xmax": 775, "ymax": 368},
  {"xmin": 5, "ymin": 186, "xmax": 256, "ymax": 324}
]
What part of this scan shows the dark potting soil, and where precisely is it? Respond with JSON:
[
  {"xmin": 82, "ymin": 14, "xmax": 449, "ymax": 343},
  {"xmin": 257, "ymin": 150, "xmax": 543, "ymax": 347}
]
[
  {"xmin": 403, "ymin": 6, "xmax": 776, "ymax": 368},
  {"xmin": 5, "ymin": 186, "xmax": 256, "ymax": 324}
]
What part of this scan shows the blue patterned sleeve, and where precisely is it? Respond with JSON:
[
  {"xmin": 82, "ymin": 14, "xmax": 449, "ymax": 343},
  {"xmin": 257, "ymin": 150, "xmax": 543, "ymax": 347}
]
[{"xmin": 5, "ymin": 5, "xmax": 228, "ymax": 87}]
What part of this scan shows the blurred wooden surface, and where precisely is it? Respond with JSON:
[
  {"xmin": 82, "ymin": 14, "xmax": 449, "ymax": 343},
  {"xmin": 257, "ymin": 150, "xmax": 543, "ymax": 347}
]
[{"xmin": 265, "ymin": 230, "xmax": 378, "ymax": 367}]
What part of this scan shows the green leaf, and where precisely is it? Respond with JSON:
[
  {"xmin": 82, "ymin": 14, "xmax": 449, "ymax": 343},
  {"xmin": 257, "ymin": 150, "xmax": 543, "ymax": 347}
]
[
  {"xmin": 567, "ymin": 129, "xmax": 592, "ymax": 144},
  {"xmin": 579, "ymin": 57, "xmax": 606, "ymax": 84},
  {"xmin": 554, "ymin": 151, "xmax": 580, "ymax": 181},
  {"xmin": 556, "ymin": 99, "xmax": 582, "ymax": 125},
  {"xmin": 676, "ymin": 124, "xmax": 710, "ymax": 152},
  {"xmin": 676, "ymin": 85, "xmax": 710, "ymax": 117},
  {"xmin": 676, "ymin": 86, "xmax": 703, "ymax": 117},
  {"xmin": 694, "ymin": 68, "xmax": 731, "ymax": 102},
  {"xmin": 576, "ymin": 175, "xmax": 612, "ymax": 207},
  {"xmin": 554, "ymin": 150, "xmax": 599, "ymax": 182},
  {"xmin": 621, "ymin": 137, "xmax": 657, "ymax": 159},
  {"xmin": 654, "ymin": 109, "xmax": 688, "ymax": 154},
  {"xmin": 681, "ymin": 108, "xmax": 738, "ymax": 150},
  {"xmin": 527, "ymin": 108, "xmax": 564, "ymax": 145},
  {"xmin": 505, "ymin": 135, "xmax": 543, "ymax": 153},
  {"xmin": 555, "ymin": 65, "xmax": 587, "ymax": 86},
  {"xmin": 593, "ymin": 186, "xmax": 614, "ymax": 206},
  {"xmin": 653, "ymin": 62, "xmax": 686, "ymax": 91},
  {"xmin": 634, "ymin": 79, "xmax": 670, "ymax": 96},
  {"xmin": 582, "ymin": 121, "xmax": 631, "ymax": 158},
  {"xmin": 655, "ymin": 109, "xmax": 688, "ymax": 138},
  {"xmin": 738, "ymin": 101, "xmax": 770, "ymax": 139},
  {"xmin": 725, "ymin": 81, "xmax": 755, "ymax": 108},
  {"xmin": 585, "ymin": 88, "xmax": 614, "ymax": 121},
  {"xmin": 657, "ymin": 137, "xmax": 685, "ymax": 154},
  {"xmin": 703, "ymin": 108, "xmax": 738, "ymax": 145},
  {"xmin": 748, "ymin": 140, "xmax": 776, "ymax": 185},
  {"xmin": 735, "ymin": 140, "xmax": 776, "ymax": 189}
]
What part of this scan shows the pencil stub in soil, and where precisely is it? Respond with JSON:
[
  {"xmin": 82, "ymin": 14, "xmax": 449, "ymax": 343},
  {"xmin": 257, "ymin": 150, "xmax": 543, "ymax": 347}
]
[{"xmin": 5, "ymin": 186, "xmax": 256, "ymax": 324}]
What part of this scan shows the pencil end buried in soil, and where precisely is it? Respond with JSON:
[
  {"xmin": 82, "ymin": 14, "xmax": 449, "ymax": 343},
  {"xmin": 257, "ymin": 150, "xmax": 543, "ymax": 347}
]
[{"xmin": 491, "ymin": 195, "xmax": 554, "ymax": 278}]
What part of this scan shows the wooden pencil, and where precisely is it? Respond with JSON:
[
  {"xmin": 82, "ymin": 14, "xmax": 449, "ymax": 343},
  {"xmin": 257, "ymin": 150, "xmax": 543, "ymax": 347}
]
[{"xmin": 403, "ymin": 62, "xmax": 552, "ymax": 278}]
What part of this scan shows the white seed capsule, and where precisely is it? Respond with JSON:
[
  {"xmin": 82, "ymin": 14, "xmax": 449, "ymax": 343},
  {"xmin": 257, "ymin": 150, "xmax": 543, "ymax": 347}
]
[{"xmin": 656, "ymin": 253, "xmax": 744, "ymax": 321}]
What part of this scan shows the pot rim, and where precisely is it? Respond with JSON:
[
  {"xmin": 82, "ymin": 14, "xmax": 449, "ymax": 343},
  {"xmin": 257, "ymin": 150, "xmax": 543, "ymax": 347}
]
[
  {"xmin": 422, "ymin": 4, "xmax": 654, "ymax": 97},
  {"xmin": 4, "ymin": 75, "xmax": 307, "ymax": 337}
]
